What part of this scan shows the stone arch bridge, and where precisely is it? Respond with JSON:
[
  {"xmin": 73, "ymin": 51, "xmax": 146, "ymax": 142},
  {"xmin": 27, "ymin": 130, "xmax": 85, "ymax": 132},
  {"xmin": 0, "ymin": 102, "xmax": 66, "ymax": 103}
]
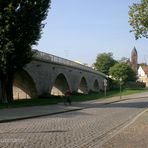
[{"xmin": 13, "ymin": 50, "xmax": 107, "ymax": 99}]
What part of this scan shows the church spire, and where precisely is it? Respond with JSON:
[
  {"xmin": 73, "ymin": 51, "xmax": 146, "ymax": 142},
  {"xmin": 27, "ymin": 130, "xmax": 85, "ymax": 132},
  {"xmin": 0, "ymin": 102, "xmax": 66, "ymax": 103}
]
[
  {"xmin": 131, "ymin": 46, "xmax": 137, "ymax": 56},
  {"xmin": 131, "ymin": 46, "xmax": 138, "ymax": 72}
]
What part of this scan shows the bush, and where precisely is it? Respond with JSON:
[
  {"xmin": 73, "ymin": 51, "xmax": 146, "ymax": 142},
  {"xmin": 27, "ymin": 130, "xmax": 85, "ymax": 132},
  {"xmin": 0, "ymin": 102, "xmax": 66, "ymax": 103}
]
[
  {"xmin": 108, "ymin": 78, "xmax": 120, "ymax": 90},
  {"xmin": 124, "ymin": 81, "xmax": 146, "ymax": 89}
]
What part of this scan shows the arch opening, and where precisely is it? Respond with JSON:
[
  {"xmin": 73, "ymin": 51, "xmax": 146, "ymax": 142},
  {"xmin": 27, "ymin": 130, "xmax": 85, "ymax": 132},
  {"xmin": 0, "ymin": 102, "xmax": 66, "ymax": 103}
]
[
  {"xmin": 51, "ymin": 73, "xmax": 70, "ymax": 96},
  {"xmin": 13, "ymin": 70, "xmax": 37, "ymax": 100},
  {"xmin": 78, "ymin": 77, "xmax": 88, "ymax": 94},
  {"xmin": 93, "ymin": 80, "xmax": 99, "ymax": 92}
]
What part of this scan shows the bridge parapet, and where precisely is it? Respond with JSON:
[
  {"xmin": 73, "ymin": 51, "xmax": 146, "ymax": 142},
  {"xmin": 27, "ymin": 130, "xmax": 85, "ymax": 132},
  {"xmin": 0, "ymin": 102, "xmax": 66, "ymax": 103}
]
[{"xmin": 33, "ymin": 50, "xmax": 107, "ymax": 78}]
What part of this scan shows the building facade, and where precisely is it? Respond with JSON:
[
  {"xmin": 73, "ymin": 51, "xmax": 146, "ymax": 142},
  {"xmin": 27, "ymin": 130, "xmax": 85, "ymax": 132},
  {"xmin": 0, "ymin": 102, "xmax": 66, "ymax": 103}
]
[
  {"xmin": 131, "ymin": 47, "xmax": 138, "ymax": 72},
  {"xmin": 138, "ymin": 65, "xmax": 148, "ymax": 87}
]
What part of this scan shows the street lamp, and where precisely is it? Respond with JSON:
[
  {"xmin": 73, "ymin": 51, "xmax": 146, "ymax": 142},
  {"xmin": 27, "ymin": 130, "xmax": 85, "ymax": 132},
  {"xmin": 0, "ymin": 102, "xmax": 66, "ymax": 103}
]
[
  {"xmin": 119, "ymin": 78, "xmax": 122, "ymax": 99},
  {"xmin": 104, "ymin": 79, "xmax": 107, "ymax": 97}
]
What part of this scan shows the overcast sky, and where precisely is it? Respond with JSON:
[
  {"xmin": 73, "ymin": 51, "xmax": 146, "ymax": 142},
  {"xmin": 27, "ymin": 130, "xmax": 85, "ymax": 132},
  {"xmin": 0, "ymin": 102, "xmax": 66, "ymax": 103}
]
[{"xmin": 34, "ymin": 0, "xmax": 148, "ymax": 65}]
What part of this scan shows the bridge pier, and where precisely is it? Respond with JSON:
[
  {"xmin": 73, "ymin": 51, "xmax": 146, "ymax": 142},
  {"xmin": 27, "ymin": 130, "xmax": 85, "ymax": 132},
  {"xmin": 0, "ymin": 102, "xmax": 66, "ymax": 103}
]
[{"xmin": 12, "ymin": 51, "xmax": 107, "ymax": 99}]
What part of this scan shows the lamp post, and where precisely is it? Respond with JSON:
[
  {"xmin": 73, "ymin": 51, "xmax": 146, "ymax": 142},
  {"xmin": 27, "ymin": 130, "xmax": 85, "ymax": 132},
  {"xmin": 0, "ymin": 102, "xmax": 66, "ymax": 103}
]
[
  {"xmin": 104, "ymin": 79, "xmax": 107, "ymax": 97},
  {"xmin": 119, "ymin": 78, "xmax": 122, "ymax": 99}
]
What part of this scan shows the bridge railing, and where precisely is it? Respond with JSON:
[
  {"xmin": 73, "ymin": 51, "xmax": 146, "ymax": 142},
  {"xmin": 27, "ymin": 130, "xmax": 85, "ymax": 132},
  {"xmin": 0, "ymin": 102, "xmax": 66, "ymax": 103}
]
[{"xmin": 33, "ymin": 50, "xmax": 107, "ymax": 77}]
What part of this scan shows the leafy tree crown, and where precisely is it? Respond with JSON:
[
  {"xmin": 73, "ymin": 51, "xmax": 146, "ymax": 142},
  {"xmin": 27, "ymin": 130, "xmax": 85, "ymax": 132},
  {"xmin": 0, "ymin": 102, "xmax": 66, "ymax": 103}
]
[
  {"xmin": 109, "ymin": 62, "xmax": 137, "ymax": 84},
  {"xmin": 0, "ymin": 0, "xmax": 51, "ymax": 73},
  {"xmin": 94, "ymin": 52, "xmax": 117, "ymax": 75},
  {"xmin": 129, "ymin": 0, "xmax": 148, "ymax": 39}
]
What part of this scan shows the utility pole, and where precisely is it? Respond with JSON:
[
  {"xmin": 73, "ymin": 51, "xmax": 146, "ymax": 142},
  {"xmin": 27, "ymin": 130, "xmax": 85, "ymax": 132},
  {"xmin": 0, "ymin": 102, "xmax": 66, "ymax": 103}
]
[
  {"xmin": 104, "ymin": 79, "xmax": 107, "ymax": 97},
  {"xmin": 119, "ymin": 78, "xmax": 122, "ymax": 99}
]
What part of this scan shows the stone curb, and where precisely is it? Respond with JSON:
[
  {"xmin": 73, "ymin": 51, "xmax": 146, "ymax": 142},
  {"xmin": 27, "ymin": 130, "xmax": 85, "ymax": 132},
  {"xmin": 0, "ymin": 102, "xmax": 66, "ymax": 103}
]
[
  {"xmin": 0, "ymin": 95, "xmax": 148, "ymax": 123},
  {"xmin": 0, "ymin": 108, "xmax": 83, "ymax": 123}
]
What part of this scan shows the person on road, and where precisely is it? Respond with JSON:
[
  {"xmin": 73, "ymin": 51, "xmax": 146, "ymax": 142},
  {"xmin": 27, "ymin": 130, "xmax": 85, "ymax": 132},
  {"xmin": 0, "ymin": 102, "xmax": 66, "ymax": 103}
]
[{"xmin": 64, "ymin": 90, "xmax": 72, "ymax": 105}]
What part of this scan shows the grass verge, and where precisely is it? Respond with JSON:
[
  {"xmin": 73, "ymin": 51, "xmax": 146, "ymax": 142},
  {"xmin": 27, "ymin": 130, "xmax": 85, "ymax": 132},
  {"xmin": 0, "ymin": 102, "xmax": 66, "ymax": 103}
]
[{"xmin": 0, "ymin": 89, "xmax": 147, "ymax": 109}]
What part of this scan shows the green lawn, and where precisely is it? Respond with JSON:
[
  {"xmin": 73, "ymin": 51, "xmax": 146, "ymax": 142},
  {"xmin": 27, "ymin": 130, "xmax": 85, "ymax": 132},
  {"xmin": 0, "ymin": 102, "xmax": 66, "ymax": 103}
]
[
  {"xmin": 0, "ymin": 89, "xmax": 147, "ymax": 109},
  {"xmin": 71, "ymin": 89, "xmax": 148, "ymax": 102}
]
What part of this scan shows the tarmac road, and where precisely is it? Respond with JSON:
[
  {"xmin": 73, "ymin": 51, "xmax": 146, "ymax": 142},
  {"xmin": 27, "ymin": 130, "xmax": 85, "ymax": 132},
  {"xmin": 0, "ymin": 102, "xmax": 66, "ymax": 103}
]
[{"xmin": 0, "ymin": 95, "xmax": 148, "ymax": 148}]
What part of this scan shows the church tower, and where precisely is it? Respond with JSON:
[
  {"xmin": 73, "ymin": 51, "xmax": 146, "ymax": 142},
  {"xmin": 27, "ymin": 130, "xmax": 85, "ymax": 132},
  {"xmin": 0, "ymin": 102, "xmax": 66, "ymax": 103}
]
[{"xmin": 131, "ymin": 47, "xmax": 138, "ymax": 72}]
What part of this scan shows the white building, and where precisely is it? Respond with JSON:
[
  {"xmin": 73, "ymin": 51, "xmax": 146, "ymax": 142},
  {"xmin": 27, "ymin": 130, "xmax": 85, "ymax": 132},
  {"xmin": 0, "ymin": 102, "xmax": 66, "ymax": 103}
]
[{"xmin": 138, "ymin": 65, "xmax": 148, "ymax": 87}]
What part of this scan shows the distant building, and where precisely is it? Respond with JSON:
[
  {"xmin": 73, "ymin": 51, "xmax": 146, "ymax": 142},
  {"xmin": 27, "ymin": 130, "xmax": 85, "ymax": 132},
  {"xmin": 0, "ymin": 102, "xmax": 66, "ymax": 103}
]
[
  {"xmin": 131, "ymin": 47, "xmax": 138, "ymax": 72},
  {"xmin": 138, "ymin": 65, "xmax": 148, "ymax": 87},
  {"xmin": 75, "ymin": 61, "xmax": 82, "ymax": 64},
  {"xmin": 119, "ymin": 47, "xmax": 138, "ymax": 72},
  {"xmin": 83, "ymin": 63, "xmax": 89, "ymax": 66}
]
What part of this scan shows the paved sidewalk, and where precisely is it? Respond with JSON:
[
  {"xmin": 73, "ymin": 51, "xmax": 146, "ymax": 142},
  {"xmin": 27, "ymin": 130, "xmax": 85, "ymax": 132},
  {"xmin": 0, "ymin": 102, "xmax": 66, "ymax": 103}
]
[{"xmin": 0, "ymin": 92, "xmax": 148, "ymax": 123}]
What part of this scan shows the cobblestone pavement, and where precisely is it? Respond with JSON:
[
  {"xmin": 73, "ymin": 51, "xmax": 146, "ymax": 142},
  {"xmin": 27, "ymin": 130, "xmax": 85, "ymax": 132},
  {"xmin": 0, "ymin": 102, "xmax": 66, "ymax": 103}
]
[
  {"xmin": 0, "ymin": 97, "xmax": 148, "ymax": 148},
  {"xmin": 101, "ymin": 109, "xmax": 148, "ymax": 148}
]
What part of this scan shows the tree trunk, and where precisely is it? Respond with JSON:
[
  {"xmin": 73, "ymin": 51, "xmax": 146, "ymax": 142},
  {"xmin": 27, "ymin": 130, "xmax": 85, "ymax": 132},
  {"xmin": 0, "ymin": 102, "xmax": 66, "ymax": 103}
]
[{"xmin": 0, "ymin": 71, "xmax": 13, "ymax": 103}]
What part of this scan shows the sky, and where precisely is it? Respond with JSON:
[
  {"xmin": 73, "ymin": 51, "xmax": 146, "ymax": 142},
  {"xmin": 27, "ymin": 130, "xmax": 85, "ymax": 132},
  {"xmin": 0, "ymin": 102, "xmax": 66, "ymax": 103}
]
[{"xmin": 34, "ymin": 0, "xmax": 148, "ymax": 66}]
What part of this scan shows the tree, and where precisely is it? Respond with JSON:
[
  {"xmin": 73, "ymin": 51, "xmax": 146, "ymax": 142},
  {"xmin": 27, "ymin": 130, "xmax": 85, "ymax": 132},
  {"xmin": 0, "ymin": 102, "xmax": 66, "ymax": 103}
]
[
  {"xmin": 94, "ymin": 52, "xmax": 116, "ymax": 75},
  {"xmin": 0, "ymin": 0, "xmax": 51, "ymax": 103},
  {"xmin": 139, "ymin": 62, "xmax": 147, "ymax": 66},
  {"xmin": 119, "ymin": 57, "xmax": 130, "ymax": 63},
  {"xmin": 129, "ymin": 0, "xmax": 148, "ymax": 39},
  {"xmin": 109, "ymin": 62, "xmax": 136, "ymax": 84}
]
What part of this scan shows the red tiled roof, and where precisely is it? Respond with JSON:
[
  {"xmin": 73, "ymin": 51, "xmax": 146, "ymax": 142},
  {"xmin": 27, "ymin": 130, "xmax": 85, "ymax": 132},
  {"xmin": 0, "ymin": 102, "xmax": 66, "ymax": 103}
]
[{"xmin": 142, "ymin": 66, "xmax": 148, "ymax": 74}]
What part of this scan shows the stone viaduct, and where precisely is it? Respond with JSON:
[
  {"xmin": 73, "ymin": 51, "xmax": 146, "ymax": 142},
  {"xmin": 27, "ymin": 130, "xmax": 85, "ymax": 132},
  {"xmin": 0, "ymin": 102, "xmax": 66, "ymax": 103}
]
[{"xmin": 13, "ymin": 50, "xmax": 108, "ymax": 99}]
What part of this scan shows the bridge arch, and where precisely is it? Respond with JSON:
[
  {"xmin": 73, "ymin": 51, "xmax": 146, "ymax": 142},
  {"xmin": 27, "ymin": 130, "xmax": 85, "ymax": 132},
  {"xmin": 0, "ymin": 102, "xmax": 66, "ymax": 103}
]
[
  {"xmin": 77, "ymin": 76, "xmax": 88, "ymax": 94},
  {"xmin": 51, "ymin": 73, "xmax": 70, "ymax": 96},
  {"xmin": 93, "ymin": 79, "xmax": 99, "ymax": 92},
  {"xmin": 13, "ymin": 70, "xmax": 37, "ymax": 100}
]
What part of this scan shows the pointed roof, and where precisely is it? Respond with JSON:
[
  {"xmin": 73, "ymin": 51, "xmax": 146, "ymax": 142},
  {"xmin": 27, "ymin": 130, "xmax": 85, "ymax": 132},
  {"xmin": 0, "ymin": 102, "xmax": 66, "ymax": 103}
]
[
  {"xmin": 131, "ymin": 46, "xmax": 137, "ymax": 56},
  {"xmin": 141, "ymin": 65, "xmax": 148, "ymax": 74}
]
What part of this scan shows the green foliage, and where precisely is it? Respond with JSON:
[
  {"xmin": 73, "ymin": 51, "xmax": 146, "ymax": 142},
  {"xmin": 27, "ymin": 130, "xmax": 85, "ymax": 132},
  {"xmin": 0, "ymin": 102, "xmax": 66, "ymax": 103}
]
[
  {"xmin": 129, "ymin": 0, "xmax": 148, "ymax": 39},
  {"xmin": 109, "ymin": 62, "xmax": 137, "ymax": 84},
  {"xmin": 0, "ymin": 89, "xmax": 147, "ymax": 108},
  {"xmin": 124, "ymin": 81, "xmax": 146, "ymax": 89},
  {"xmin": 0, "ymin": 0, "xmax": 51, "ymax": 73},
  {"xmin": 108, "ymin": 78, "xmax": 120, "ymax": 90},
  {"xmin": 0, "ymin": 0, "xmax": 51, "ymax": 103},
  {"xmin": 94, "ymin": 52, "xmax": 117, "ymax": 75},
  {"xmin": 138, "ymin": 62, "xmax": 147, "ymax": 66}
]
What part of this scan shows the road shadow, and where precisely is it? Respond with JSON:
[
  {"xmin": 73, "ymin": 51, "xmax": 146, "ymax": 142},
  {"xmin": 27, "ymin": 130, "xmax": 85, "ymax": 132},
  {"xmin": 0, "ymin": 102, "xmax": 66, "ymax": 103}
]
[
  {"xmin": 42, "ymin": 99, "xmax": 148, "ymax": 119},
  {"xmin": 75, "ymin": 99, "xmax": 148, "ymax": 109},
  {"xmin": 0, "ymin": 130, "xmax": 68, "ymax": 134},
  {"xmin": 99, "ymin": 101, "xmax": 148, "ymax": 108},
  {"xmin": 47, "ymin": 110, "xmax": 93, "ymax": 118}
]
